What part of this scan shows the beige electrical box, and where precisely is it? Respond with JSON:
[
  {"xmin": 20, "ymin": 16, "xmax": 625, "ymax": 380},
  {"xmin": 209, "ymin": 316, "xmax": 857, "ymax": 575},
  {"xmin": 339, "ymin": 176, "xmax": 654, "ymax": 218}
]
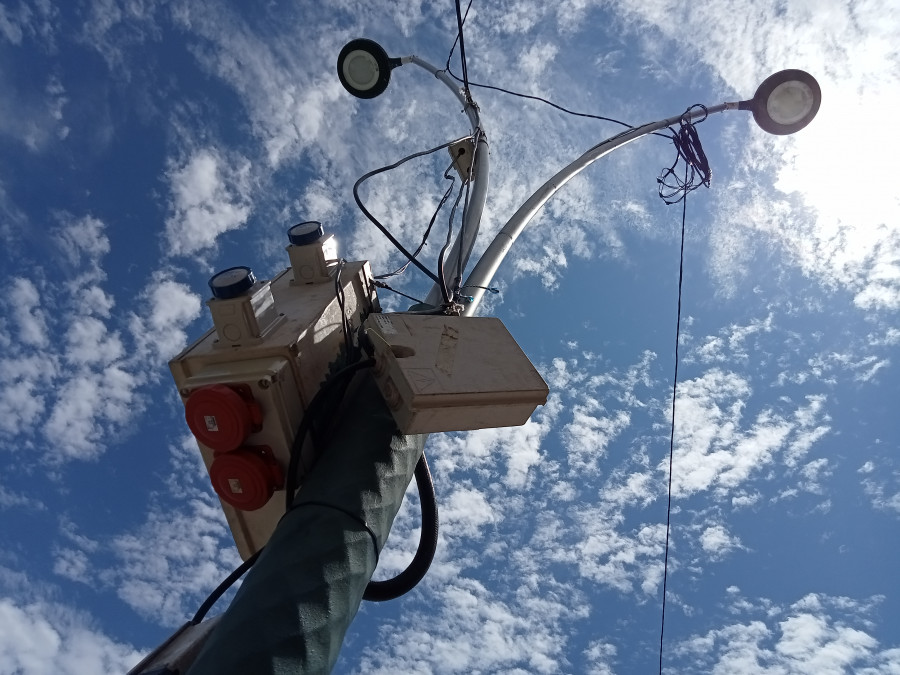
[
  {"xmin": 364, "ymin": 313, "xmax": 548, "ymax": 434},
  {"xmin": 170, "ymin": 256, "xmax": 379, "ymax": 560}
]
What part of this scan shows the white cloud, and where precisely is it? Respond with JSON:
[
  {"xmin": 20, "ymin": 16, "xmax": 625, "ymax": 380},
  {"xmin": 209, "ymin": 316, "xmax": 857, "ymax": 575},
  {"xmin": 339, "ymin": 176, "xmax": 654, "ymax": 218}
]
[
  {"xmin": 519, "ymin": 41, "xmax": 559, "ymax": 82},
  {"xmin": 93, "ymin": 438, "xmax": 241, "ymax": 626},
  {"xmin": 0, "ymin": 215, "xmax": 177, "ymax": 461},
  {"xmin": 674, "ymin": 591, "xmax": 898, "ymax": 674},
  {"xmin": 164, "ymin": 148, "xmax": 252, "ymax": 257},
  {"xmin": 128, "ymin": 277, "xmax": 202, "ymax": 364},
  {"xmin": 563, "ymin": 403, "xmax": 631, "ymax": 475},
  {"xmin": 0, "ymin": 356, "xmax": 52, "ymax": 437},
  {"xmin": 668, "ymin": 370, "xmax": 831, "ymax": 498},
  {"xmin": 860, "ymin": 461, "xmax": 900, "ymax": 516},
  {"xmin": 43, "ymin": 365, "xmax": 140, "ymax": 460},
  {"xmin": 439, "ymin": 486, "xmax": 497, "ymax": 539},
  {"xmin": 56, "ymin": 215, "xmax": 110, "ymax": 268},
  {"xmin": 0, "ymin": 598, "xmax": 143, "ymax": 675},
  {"xmin": 0, "ymin": 4, "xmax": 26, "ymax": 44},
  {"xmin": 352, "ymin": 576, "xmax": 588, "ymax": 675},
  {"xmin": 429, "ymin": 393, "xmax": 560, "ymax": 490},
  {"xmin": 172, "ymin": 4, "xmax": 352, "ymax": 169},
  {"xmin": 6, "ymin": 278, "xmax": 49, "ymax": 348},
  {"xmin": 0, "ymin": 483, "xmax": 45, "ymax": 510},
  {"xmin": 52, "ymin": 548, "xmax": 92, "ymax": 585},
  {"xmin": 699, "ymin": 524, "xmax": 743, "ymax": 560},
  {"xmin": 107, "ymin": 496, "xmax": 239, "ymax": 626},
  {"xmin": 0, "ymin": 72, "xmax": 69, "ymax": 151}
]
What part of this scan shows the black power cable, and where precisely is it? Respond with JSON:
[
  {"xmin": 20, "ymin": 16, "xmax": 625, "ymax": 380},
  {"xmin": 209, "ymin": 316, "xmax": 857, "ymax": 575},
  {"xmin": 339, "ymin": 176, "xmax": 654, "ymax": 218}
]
[
  {"xmin": 364, "ymin": 452, "xmax": 438, "ymax": 601},
  {"xmin": 445, "ymin": 4, "xmax": 671, "ymax": 141},
  {"xmin": 284, "ymin": 358, "xmax": 377, "ymax": 511},
  {"xmin": 658, "ymin": 147, "xmax": 701, "ymax": 670},
  {"xmin": 658, "ymin": 105, "xmax": 712, "ymax": 204},
  {"xmin": 353, "ymin": 136, "xmax": 474, "ymax": 287},
  {"xmin": 372, "ymin": 279, "xmax": 425, "ymax": 305},
  {"xmin": 375, "ymin": 162, "xmax": 457, "ymax": 282},
  {"xmin": 454, "ymin": 0, "xmax": 471, "ymax": 97},
  {"xmin": 437, "ymin": 169, "xmax": 466, "ymax": 303},
  {"xmin": 190, "ymin": 549, "xmax": 262, "ymax": 625}
]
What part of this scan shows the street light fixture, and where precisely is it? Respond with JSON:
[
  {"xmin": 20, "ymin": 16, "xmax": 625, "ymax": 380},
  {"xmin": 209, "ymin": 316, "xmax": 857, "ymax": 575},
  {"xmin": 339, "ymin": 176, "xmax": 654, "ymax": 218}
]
[
  {"xmin": 461, "ymin": 69, "xmax": 822, "ymax": 314},
  {"xmin": 337, "ymin": 38, "xmax": 401, "ymax": 99},
  {"xmin": 336, "ymin": 41, "xmax": 821, "ymax": 314},
  {"xmin": 739, "ymin": 69, "xmax": 822, "ymax": 135}
]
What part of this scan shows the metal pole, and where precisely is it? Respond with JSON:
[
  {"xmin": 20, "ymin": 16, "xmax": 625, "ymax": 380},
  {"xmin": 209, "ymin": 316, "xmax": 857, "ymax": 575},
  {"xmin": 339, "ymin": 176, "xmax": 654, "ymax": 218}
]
[
  {"xmin": 400, "ymin": 56, "xmax": 490, "ymax": 308},
  {"xmin": 461, "ymin": 102, "xmax": 737, "ymax": 315},
  {"xmin": 184, "ymin": 374, "xmax": 426, "ymax": 675}
]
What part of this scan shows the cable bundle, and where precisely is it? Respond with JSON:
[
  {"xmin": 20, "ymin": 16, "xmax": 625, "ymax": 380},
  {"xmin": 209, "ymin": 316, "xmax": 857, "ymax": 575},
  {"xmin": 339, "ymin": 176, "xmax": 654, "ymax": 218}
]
[{"xmin": 658, "ymin": 104, "xmax": 712, "ymax": 204}]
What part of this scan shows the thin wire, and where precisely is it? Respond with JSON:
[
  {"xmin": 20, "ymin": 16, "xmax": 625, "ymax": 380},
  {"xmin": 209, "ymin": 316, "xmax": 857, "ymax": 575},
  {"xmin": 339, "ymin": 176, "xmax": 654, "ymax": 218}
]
[
  {"xmin": 444, "ymin": 66, "xmax": 673, "ymax": 140},
  {"xmin": 445, "ymin": 0, "xmax": 473, "ymax": 70},
  {"xmin": 191, "ymin": 548, "xmax": 262, "ymax": 625},
  {"xmin": 659, "ymin": 166, "xmax": 689, "ymax": 674},
  {"xmin": 658, "ymin": 105, "xmax": 712, "ymax": 204},
  {"xmin": 438, "ymin": 174, "xmax": 466, "ymax": 302},
  {"xmin": 353, "ymin": 135, "xmax": 473, "ymax": 287},
  {"xmin": 373, "ymin": 279, "xmax": 425, "ymax": 305},
  {"xmin": 445, "ymin": 0, "xmax": 664, "ymax": 140},
  {"xmin": 454, "ymin": 0, "xmax": 471, "ymax": 95},
  {"xmin": 375, "ymin": 163, "xmax": 456, "ymax": 281}
]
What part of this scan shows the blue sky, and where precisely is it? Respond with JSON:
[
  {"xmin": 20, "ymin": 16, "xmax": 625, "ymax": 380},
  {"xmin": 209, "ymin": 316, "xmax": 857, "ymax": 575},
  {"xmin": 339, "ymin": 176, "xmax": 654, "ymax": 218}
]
[{"xmin": 1, "ymin": 0, "xmax": 898, "ymax": 673}]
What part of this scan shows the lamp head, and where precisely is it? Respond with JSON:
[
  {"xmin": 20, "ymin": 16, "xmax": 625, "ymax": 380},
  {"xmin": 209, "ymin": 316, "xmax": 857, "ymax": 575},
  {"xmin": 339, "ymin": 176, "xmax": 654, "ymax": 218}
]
[
  {"xmin": 741, "ymin": 69, "xmax": 821, "ymax": 135},
  {"xmin": 337, "ymin": 38, "xmax": 399, "ymax": 99}
]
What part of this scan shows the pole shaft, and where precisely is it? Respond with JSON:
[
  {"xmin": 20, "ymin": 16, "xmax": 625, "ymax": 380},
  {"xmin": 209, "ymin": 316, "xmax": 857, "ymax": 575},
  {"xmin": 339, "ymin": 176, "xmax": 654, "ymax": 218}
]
[
  {"xmin": 186, "ymin": 374, "xmax": 425, "ymax": 675},
  {"xmin": 401, "ymin": 55, "xmax": 489, "ymax": 308}
]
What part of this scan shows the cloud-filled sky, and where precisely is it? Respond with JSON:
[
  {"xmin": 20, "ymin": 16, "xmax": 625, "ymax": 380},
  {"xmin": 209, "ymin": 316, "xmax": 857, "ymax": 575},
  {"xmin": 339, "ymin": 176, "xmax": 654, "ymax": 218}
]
[{"xmin": 0, "ymin": 0, "xmax": 898, "ymax": 673}]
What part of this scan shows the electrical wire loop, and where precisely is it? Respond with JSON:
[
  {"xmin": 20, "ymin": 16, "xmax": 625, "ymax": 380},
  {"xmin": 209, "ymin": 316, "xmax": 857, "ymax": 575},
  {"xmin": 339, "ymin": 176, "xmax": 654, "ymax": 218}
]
[
  {"xmin": 353, "ymin": 136, "xmax": 474, "ymax": 287},
  {"xmin": 658, "ymin": 105, "xmax": 712, "ymax": 205}
]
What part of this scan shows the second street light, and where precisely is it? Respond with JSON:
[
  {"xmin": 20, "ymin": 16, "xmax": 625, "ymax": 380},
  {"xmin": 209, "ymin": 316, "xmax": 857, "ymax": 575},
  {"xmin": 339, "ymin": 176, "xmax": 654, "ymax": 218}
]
[{"xmin": 462, "ymin": 67, "xmax": 821, "ymax": 313}]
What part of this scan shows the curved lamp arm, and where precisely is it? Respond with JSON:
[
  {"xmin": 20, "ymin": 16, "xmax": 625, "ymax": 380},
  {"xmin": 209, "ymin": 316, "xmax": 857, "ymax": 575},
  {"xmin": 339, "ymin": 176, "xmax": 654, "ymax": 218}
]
[
  {"xmin": 461, "ymin": 68, "xmax": 821, "ymax": 316},
  {"xmin": 460, "ymin": 103, "xmax": 728, "ymax": 315}
]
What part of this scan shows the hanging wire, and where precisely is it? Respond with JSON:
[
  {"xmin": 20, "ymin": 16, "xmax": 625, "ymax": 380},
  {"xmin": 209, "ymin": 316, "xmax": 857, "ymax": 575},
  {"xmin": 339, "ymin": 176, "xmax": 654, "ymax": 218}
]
[
  {"xmin": 446, "ymin": 4, "xmax": 672, "ymax": 141},
  {"xmin": 657, "ymin": 105, "xmax": 712, "ymax": 204},
  {"xmin": 658, "ymin": 164, "xmax": 690, "ymax": 674},
  {"xmin": 372, "ymin": 279, "xmax": 425, "ymax": 305},
  {"xmin": 446, "ymin": 70, "xmax": 675, "ymax": 140},
  {"xmin": 353, "ymin": 135, "xmax": 474, "ymax": 286},
  {"xmin": 454, "ymin": 0, "xmax": 472, "ymax": 98},
  {"xmin": 437, "ymin": 168, "xmax": 467, "ymax": 302},
  {"xmin": 375, "ymin": 162, "xmax": 457, "ymax": 281},
  {"xmin": 445, "ymin": 0, "xmax": 473, "ymax": 71}
]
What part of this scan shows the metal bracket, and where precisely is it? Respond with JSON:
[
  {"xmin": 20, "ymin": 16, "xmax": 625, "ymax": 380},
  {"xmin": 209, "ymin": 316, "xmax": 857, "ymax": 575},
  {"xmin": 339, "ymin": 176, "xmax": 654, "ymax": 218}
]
[{"xmin": 448, "ymin": 138, "xmax": 476, "ymax": 183}]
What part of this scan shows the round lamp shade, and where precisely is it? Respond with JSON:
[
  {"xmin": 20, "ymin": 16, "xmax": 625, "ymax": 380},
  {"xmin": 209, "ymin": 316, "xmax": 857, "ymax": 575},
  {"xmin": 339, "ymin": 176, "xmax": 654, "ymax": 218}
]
[
  {"xmin": 749, "ymin": 69, "xmax": 821, "ymax": 135},
  {"xmin": 337, "ymin": 39, "xmax": 394, "ymax": 99}
]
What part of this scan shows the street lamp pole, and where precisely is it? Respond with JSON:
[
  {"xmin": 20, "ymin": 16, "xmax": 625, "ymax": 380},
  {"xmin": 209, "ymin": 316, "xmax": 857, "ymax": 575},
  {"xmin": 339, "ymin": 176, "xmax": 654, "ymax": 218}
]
[{"xmin": 138, "ymin": 42, "xmax": 820, "ymax": 675}]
